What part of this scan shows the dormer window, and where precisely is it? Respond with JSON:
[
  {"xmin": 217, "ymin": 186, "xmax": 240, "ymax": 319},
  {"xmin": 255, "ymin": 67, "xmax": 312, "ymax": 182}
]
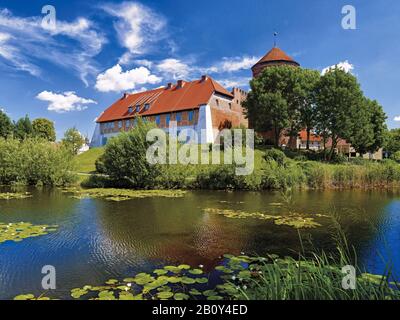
[
  {"xmin": 136, "ymin": 105, "xmax": 140, "ymax": 112},
  {"xmin": 128, "ymin": 106, "xmax": 133, "ymax": 113},
  {"xmin": 144, "ymin": 103, "xmax": 150, "ymax": 111}
]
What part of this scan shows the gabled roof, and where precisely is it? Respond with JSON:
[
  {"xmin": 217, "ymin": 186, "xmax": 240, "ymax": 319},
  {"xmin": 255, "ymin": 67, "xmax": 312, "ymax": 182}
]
[
  {"xmin": 96, "ymin": 76, "xmax": 234, "ymax": 123},
  {"xmin": 253, "ymin": 47, "xmax": 299, "ymax": 67}
]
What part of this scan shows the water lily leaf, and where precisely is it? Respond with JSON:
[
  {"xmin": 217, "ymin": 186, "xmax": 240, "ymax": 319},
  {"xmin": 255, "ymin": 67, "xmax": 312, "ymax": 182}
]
[
  {"xmin": 154, "ymin": 269, "xmax": 168, "ymax": 275},
  {"xmin": 174, "ymin": 293, "xmax": 189, "ymax": 300},
  {"xmin": 14, "ymin": 294, "xmax": 35, "ymax": 300},
  {"xmin": 157, "ymin": 291, "xmax": 174, "ymax": 299},
  {"xmin": 178, "ymin": 264, "xmax": 191, "ymax": 270},
  {"xmin": 203, "ymin": 290, "xmax": 217, "ymax": 297},
  {"xmin": 189, "ymin": 268, "xmax": 203, "ymax": 275},
  {"xmin": 164, "ymin": 266, "xmax": 181, "ymax": 273},
  {"xmin": 196, "ymin": 277, "xmax": 208, "ymax": 284},
  {"xmin": 105, "ymin": 279, "xmax": 118, "ymax": 285},
  {"xmin": 181, "ymin": 277, "xmax": 196, "ymax": 285},
  {"xmin": 189, "ymin": 289, "xmax": 202, "ymax": 295},
  {"xmin": 207, "ymin": 295, "xmax": 223, "ymax": 300},
  {"xmin": 167, "ymin": 276, "xmax": 181, "ymax": 284}
]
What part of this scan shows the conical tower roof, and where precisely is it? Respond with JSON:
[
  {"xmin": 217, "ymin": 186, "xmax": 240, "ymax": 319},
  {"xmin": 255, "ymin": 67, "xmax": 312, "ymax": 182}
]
[{"xmin": 252, "ymin": 47, "xmax": 300, "ymax": 77}]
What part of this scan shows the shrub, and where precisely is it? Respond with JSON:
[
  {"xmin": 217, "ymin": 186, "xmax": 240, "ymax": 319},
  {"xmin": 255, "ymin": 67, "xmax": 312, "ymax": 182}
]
[
  {"xmin": 0, "ymin": 138, "xmax": 76, "ymax": 186},
  {"xmin": 97, "ymin": 120, "xmax": 161, "ymax": 189},
  {"xmin": 194, "ymin": 165, "xmax": 246, "ymax": 190},
  {"xmin": 390, "ymin": 151, "xmax": 400, "ymax": 163},
  {"xmin": 264, "ymin": 148, "xmax": 287, "ymax": 166}
]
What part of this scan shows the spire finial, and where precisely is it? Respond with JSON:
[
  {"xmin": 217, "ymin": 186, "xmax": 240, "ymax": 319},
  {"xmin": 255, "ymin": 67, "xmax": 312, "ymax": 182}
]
[{"xmin": 274, "ymin": 32, "xmax": 278, "ymax": 47}]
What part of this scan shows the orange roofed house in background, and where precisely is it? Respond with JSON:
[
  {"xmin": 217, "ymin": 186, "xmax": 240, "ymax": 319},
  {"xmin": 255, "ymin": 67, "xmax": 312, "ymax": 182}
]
[{"xmin": 91, "ymin": 76, "xmax": 248, "ymax": 147}]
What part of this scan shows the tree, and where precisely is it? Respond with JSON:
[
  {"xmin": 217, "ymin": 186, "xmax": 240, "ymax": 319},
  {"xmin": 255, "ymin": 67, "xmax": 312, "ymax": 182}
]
[
  {"xmin": 297, "ymin": 69, "xmax": 321, "ymax": 150},
  {"xmin": 315, "ymin": 68, "xmax": 364, "ymax": 160},
  {"xmin": 244, "ymin": 66, "xmax": 319, "ymax": 148},
  {"xmin": 14, "ymin": 115, "xmax": 33, "ymax": 140},
  {"xmin": 32, "ymin": 118, "xmax": 56, "ymax": 142},
  {"xmin": 61, "ymin": 127, "xmax": 85, "ymax": 155},
  {"xmin": 0, "ymin": 110, "xmax": 13, "ymax": 139},
  {"xmin": 97, "ymin": 119, "xmax": 160, "ymax": 188},
  {"xmin": 386, "ymin": 129, "xmax": 400, "ymax": 154}
]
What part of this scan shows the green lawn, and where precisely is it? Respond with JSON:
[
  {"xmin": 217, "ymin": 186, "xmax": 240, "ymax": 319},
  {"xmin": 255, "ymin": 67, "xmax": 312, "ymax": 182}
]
[{"xmin": 74, "ymin": 147, "xmax": 104, "ymax": 173}]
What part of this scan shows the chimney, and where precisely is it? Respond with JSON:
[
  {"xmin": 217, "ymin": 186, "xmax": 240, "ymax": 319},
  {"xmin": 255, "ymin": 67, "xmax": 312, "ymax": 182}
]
[
  {"xmin": 167, "ymin": 82, "xmax": 173, "ymax": 89},
  {"xmin": 201, "ymin": 75, "xmax": 208, "ymax": 82},
  {"xmin": 177, "ymin": 80, "xmax": 184, "ymax": 88},
  {"xmin": 122, "ymin": 92, "xmax": 129, "ymax": 99}
]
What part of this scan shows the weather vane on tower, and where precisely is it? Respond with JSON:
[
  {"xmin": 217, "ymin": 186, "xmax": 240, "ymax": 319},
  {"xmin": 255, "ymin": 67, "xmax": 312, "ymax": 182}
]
[{"xmin": 274, "ymin": 32, "xmax": 278, "ymax": 47}]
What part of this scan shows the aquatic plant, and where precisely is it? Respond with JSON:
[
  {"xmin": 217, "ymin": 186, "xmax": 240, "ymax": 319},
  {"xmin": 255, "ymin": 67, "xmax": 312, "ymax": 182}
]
[
  {"xmin": 0, "ymin": 192, "xmax": 32, "ymax": 200},
  {"xmin": 203, "ymin": 208, "xmax": 324, "ymax": 229},
  {"xmin": 15, "ymin": 252, "xmax": 399, "ymax": 301},
  {"xmin": 0, "ymin": 222, "xmax": 58, "ymax": 244},
  {"xmin": 62, "ymin": 188, "xmax": 187, "ymax": 201}
]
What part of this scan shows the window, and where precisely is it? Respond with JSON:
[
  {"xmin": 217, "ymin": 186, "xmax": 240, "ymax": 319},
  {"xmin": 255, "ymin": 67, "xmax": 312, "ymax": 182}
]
[
  {"xmin": 125, "ymin": 119, "xmax": 130, "ymax": 128},
  {"xmin": 216, "ymin": 99, "xmax": 220, "ymax": 107},
  {"xmin": 188, "ymin": 111, "xmax": 194, "ymax": 122},
  {"xmin": 176, "ymin": 112, "xmax": 182, "ymax": 122},
  {"xmin": 136, "ymin": 105, "xmax": 140, "ymax": 112},
  {"xmin": 144, "ymin": 103, "xmax": 150, "ymax": 111},
  {"xmin": 134, "ymin": 118, "xmax": 138, "ymax": 126},
  {"xmin": 155, "ymin": 115, "xmax": 161, "ymax": 125},
  {"xmin": 228, "ymin": 103, "xmax": 232, "ymax": 110},
  {"xmin": 166, "ymin": 114, "xmax": 170, "ymax": 126},
  {"xmin": 118, "ymin": 121, "xmax": 122, "ymax": 129},
  {"xmin": 128, "ymin": 106, "xmax": 133, "ymax": 113}
]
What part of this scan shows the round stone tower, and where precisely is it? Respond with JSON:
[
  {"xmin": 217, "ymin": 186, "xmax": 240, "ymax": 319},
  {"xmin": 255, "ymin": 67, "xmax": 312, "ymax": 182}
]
[{"xmin": 251, "ymin": 47, "xmax": 300, "ymax": 78}]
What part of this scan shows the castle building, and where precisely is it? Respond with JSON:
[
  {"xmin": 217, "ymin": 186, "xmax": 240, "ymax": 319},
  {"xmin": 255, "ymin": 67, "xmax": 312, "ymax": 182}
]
[
  {"xmin": 251, "ymin": 46, "xmax": 300, "ymax": 77},
  {"xmin": 91, "ymin": 76, "xmax": 248, "ymax": 147}
]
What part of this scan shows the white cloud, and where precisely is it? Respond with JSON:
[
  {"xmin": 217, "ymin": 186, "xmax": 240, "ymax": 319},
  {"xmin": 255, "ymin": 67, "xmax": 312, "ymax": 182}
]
[
  {"xmin": 156, "ymin": 58, "xmax": 191, "ymax": 80},
  {"xmin": 218, "ymin": 56, "xmax": 259, "ymax": 73},
  {"xmin": 102, "ymin": 2, "xmax": 166, "ymax": 64},
  {"xmin": 218, "ymin": 77, "xmax": 251, "ymax": 89},
  {"xmin": 321, "ymin": 60, "xmax": 354, "ymax": 75},
  {"xmin": 36, "ymin": 91, "xmax": 97, "ymax": 113},
  {"xmin": 0, "ymin": 8, "xmax": 106, "ymax": 84},
  {"xmin": 95, "ymin": 64, "xmax": 162, "ymax": 93},
  {"xmin": 394, "ymin": 116, "xmax": 400, "ymax": 122}
]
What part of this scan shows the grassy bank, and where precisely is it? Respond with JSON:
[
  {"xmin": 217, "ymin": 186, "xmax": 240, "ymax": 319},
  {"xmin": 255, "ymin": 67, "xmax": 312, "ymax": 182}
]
[{"xmin": 77, "ymin": 147, "xmax": 400, "ymax": 190}]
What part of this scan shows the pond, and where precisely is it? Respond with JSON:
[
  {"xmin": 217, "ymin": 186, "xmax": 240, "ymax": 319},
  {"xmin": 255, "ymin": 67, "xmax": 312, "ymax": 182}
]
[{"xmin": 0, "ymin": 188, "xmax": 399, "ymax": 299}]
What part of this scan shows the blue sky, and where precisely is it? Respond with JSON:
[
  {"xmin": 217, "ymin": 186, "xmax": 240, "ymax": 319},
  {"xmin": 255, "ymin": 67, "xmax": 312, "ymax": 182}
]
[{"xmin": 0, "ymin": 0, "xmax": 399, "ymax": 140}]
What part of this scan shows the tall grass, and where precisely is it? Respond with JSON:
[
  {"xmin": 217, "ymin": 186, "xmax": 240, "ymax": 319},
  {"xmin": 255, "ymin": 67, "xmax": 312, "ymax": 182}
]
[{"xmin": 235, "ymin": 215, "xmax": 400, "ymax": 300}]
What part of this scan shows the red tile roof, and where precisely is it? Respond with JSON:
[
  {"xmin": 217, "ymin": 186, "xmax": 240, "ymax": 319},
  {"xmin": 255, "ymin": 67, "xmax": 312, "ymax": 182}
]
[
  {"xmin": 299, "ymin": 130, "xmax": 322, "ymax": 142},
  {"xmin": 254, "ymin": 47, "xmax": 299, "ymax": 66},
  {"xmin": 96, "ymin": 77, "xmax": 233, "ymax": 123}
]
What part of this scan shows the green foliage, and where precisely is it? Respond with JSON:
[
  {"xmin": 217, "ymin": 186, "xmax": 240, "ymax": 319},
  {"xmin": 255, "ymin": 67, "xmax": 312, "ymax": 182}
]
[
  {"xmin": 315, "ymin": 68, "xmax": 365, "ymax": 160},
  {"xmin": 245, "ymin": 66, "xmax": 320, "ymax": 148},
  {"xmin": 263, "ymin": 148, "xmax": 287, "ymax": 166},
  {"xmin": 61, "ymin": 127, "xmax": 85, "ymax": 155},
  {"xmin": 0, "ymin": 138, "xmax": 76, "ymax": 186},
  {"xmin": 195, "ymin": 165, "xmax": 246, "ymax": 190},
  {"xmin": 14, "ymin": 115, "xmax": 33, "ymax": 140},
  {"xmin": 386, "ymin": 129, "xmax": 400, "ymax": 154},
  {"xmin": 391, "ymin": 151, "xmax": 400, "ymax": 163},
  {"xmin": 349, "ymin": 98, "xmax": 387, "ymax": 154},
  {"xmin": 97, "ymin": 119, "xmax": 162, "ymax": 188},
  {"xmin": 32, "ymin": 118, "xmax": 56, "ymax": 142},
  {"xmin": 0, "ymin": 109, "xmax": 13, "ymax": 139}
]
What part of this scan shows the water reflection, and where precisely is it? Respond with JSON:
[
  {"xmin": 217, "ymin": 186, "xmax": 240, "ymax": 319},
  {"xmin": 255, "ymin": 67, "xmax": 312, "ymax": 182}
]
[{"xmin": 0, "ymin": 188, "xmax": 398, "ymax": 299}]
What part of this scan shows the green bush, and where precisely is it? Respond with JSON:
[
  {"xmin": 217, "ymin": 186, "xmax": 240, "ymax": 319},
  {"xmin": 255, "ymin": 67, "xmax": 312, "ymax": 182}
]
[
  {"xmin": 0, "ymin": 138, "xmax": 76, "ymax": 186},
  {"xmin": 194, "ymin": 165, "xmax": 246, "ymax": 190},
  {"xmin": 264, "ymin": 148, "xmax": 287, "ymax": 166},
  {"xmin": 391, "ymin": 151, "xmax": 400, "ymax": 163},
  {"xmin": 97, "ymin": 120, "xmax": 162, "ymax": 189}
]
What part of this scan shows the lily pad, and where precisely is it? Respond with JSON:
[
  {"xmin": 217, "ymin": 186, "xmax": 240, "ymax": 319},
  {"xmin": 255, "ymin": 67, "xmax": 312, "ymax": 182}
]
[{"xmin": 0, "ymin": 222, "xmax": 58, "ymax": 244}]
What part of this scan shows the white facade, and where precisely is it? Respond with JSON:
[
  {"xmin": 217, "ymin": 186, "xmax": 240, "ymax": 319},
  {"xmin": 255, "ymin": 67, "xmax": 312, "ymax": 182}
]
[{"xmin": 90, "ymin": 104, "xmax": 217, "ymax": 148}]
